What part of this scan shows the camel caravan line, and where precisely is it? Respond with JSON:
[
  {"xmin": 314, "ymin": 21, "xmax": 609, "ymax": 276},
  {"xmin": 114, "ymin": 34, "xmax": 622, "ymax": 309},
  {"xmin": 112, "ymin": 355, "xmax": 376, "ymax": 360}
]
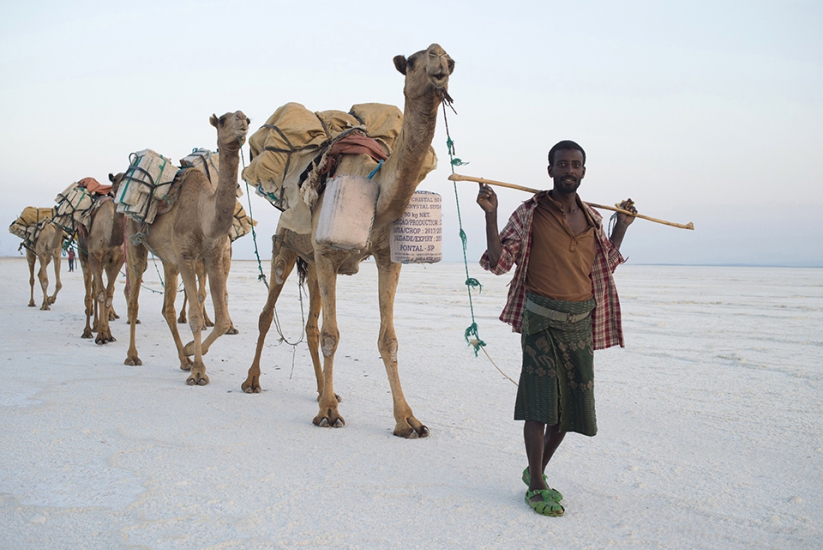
[{"xmin": 8, "ymin": 43, "xmax": 453, "ymax": 437}]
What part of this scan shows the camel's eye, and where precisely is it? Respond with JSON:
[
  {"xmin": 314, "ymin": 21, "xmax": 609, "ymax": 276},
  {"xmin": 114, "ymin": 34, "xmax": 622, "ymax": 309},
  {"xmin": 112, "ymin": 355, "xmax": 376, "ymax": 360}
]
[{"xmin": 407, "ymin": 59, "xmax": 415, "ymax": 70}]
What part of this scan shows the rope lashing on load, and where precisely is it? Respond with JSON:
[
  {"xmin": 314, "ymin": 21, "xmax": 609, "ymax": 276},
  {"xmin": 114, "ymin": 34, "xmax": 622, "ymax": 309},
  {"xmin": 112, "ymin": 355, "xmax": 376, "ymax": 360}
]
[{"xmin": 438, "ymin": 89, "xmax": 486, "ymax": 356}]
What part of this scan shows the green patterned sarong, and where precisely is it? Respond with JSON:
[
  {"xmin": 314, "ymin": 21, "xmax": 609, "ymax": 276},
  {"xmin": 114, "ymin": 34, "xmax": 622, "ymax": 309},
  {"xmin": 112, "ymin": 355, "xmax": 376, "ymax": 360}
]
[{"xmin": 514, "ymin": 292, "xmax": 598, "ymax": 436}]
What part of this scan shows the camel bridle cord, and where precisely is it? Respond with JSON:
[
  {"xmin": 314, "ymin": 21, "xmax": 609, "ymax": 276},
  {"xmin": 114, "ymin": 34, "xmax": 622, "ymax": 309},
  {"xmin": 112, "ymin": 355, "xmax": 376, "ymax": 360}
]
[{"xmin": 439, "ymin": 91, "xmax": 517, "ymax": 386}]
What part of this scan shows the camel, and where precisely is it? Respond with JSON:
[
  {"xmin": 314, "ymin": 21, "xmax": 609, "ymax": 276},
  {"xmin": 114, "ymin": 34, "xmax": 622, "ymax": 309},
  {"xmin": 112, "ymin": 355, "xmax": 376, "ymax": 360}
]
[
  {"xmin": 24, "ymin": 222, "xmax": 66, "ymax": 310},
  {"xmin": 77, "ymin": 173, "xmax": 125, "ymax": 344},
  {"xmin": 123, "ymin": 111, "xmax": 249, "ymax": 386},
  {"xmin": 242, "ymin": 44, "xmax": 455, "ymax": 438}
]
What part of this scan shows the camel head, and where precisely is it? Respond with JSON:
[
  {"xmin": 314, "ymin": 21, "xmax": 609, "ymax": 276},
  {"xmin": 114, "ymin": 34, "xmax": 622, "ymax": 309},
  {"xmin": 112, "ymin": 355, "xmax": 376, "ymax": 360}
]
[
  {"xmin": 108, "ymin": 172, "xmax": 125, "ymax": 196},
  {"xmin": 393, "ymin": 43, "xmax": 454, "ymax": 100},
  {"xmin": 210, "ymin": 111, "xmax": 250, "ymax": 151}
]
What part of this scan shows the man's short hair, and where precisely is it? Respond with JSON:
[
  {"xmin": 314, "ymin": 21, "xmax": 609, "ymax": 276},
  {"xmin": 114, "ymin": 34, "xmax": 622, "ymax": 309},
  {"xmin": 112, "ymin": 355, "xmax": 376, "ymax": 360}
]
[{"xmin": 548, "ymin": 140, "xmax": 586, "ymax": 167}]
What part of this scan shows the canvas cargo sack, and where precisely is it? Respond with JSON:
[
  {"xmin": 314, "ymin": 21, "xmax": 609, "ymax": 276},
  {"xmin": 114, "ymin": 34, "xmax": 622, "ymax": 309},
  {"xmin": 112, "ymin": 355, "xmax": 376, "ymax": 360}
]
[
  {"xmin": 229, "ymin": 200, "xmax": 255, "ymax": 242},
  {"xmin": 390, "ymin": 191, "xmax": 442, "ymax": 264},
  {"xmin": 243, "ymin": 102, "xmax": 436, "ymax": 235},
  {"xmin": 115, "ymin": 149, "xmax": 179, "ymax": 224},
  {"xmin": 9, "ymin": 206, "xmax": 55, "ymax": 243}
]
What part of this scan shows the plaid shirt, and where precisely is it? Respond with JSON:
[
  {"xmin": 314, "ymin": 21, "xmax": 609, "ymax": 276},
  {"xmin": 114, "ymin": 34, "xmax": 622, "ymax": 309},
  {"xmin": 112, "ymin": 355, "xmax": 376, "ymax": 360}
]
[{"xmin": 480, "ymin": 192, "xmax": 626, "ymax": 349}]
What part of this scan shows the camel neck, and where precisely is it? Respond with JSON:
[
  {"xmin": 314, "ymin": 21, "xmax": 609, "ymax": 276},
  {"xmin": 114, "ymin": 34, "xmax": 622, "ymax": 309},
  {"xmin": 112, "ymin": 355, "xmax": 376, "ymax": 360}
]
[
  {"xmin": 206, "ymin": 145, "xmax": 240, "ymax": 239},
  {"xmin": 373, "ymin": 89, "xmax": 439, "ymax": 227}
]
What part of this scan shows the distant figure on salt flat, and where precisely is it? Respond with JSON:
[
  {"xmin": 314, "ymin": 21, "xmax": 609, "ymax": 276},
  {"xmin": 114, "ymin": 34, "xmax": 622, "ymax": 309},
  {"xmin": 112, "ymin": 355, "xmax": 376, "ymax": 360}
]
[{"xmin": 477, "ymin": 140, "xmax": 636, "ymax": 517}]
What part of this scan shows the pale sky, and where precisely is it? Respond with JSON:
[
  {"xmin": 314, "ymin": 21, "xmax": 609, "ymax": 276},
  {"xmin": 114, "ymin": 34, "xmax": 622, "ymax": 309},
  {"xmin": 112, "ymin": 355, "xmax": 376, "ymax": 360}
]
[{"xmin": 2, "ymin": 0, "xmax": 821, "ymax": 266}]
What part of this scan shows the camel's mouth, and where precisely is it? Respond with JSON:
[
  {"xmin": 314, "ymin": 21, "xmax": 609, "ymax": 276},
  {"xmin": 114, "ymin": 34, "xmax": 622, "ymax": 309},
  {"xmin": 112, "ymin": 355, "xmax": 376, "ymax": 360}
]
[{"xmin": 429, "ymin": 75, "xmax": 449, "ymax": 90}]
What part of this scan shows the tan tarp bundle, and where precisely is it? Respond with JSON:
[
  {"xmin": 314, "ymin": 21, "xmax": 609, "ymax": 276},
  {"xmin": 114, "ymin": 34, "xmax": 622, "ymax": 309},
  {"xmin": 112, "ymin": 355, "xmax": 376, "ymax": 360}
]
[
  {"xmin": 243, "ymin": 102, "xmax": 437, "ymax": 234},
  {"xmin": 115, "ymin": 149, "xmax": 179, "ymax": 224},
  {"xmin": 229, "ymin": 200, "xmax": 255, "ymax": 242},
  {"xmin": 9, "ymin": 207, "xmax": 55, "ymax": 244}
]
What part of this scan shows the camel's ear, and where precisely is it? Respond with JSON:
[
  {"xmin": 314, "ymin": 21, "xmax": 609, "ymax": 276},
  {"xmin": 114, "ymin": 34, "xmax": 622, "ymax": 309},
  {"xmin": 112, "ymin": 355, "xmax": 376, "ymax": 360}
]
[
  {"xmin": 108, "ymin": 173, "xmax": 115, "ymax": 183},
  {"xmin": 393, "ymin": 55, "xmax": 407, "ymax": 75},
  {"xmin": 210, "ymin": 114, "xmax": 219, "ymax": 128}
]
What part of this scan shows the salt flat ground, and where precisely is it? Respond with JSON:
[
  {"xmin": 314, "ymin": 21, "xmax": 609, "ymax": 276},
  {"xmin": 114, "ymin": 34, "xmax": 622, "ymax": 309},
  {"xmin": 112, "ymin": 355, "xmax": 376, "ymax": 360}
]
[{"xmin": 0, "ymin": 258, "xmax": 820, "ymax": 549}]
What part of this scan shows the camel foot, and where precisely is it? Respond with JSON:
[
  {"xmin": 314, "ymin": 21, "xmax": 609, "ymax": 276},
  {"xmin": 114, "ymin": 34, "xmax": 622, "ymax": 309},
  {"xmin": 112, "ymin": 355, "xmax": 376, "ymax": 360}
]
[
  {"xmin": 180, "ymin": 358, "xmax": 193, "ymax": 371},
  {"xmin": 48, "ymin": 296, "xmax": 57, "ymax": 305},
  {"xmin": 393, "ymin": 420, "xmax": 430, "ymax": 439},
  {"xmin": 95, "ymin": 334, "xmax": 115, "ymax": 345},
  {"xmin": 177, "ymin": 313, "xmax": 186, "ymax": 324},
  {"xmin": 81, "ymin": 329, "xmax": 93, "ymax": 339},
  {"xmin": 40, "ymin": 304, "xmax": 50, "ymax": 311},
  {"xmin": 186, "ymin": 371, "xmax": 209, "ymax": 386},
  {"xmin": 205, "ymin": 320, "xmax": 214, "ymax": 328},
  {"xmin": 126, "ymin": 319, "xmax": 141, "ymax": 325},
  {"xmin": 124, "ymin": 356, "xmax": 142, "ymax": 366},
  {"xmin": 313, "ymin": 409, "xmax": 345, "ymax": 428},
  {"xmin": 28, "ymin": 301, "xmax": 35, "ymax": 307},
  {"xmin": 109, "ymin": 312, "xmax": 119, "ymax": 321},
  {"xmin": 241, "ymin": 374, "xmax": 261, "ymax": 393},
  {"xmin": 226, "ymin": 326, "xmax": 239, "ymax": 335}
]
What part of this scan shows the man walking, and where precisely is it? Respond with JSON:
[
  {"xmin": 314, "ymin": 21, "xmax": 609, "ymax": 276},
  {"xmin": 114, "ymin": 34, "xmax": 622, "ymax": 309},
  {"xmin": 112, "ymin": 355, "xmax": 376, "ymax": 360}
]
[{"xmin": 477, "ymin": 140, "xmax": 635, "ymax": 516}]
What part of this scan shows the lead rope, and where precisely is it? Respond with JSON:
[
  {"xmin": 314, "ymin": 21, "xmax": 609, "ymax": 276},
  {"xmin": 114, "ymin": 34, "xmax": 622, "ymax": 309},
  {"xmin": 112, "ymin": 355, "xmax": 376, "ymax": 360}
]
[
  {"xmin": 440, "ymin": 92, "xmax": 517, "ymax": 386},
  {"xmin": 241, "ymin": 147, "xmax": 306, "ymax": 376}
]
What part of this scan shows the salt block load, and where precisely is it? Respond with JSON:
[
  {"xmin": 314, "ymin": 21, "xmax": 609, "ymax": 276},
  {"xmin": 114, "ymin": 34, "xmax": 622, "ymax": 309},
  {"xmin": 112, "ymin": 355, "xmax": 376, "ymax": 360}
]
[
  {"xmin": 53, "ymin": 182, "xmax": 94, "ymax": 233},
  {"xmin": 390, "ymin": 191, "xmax": 442, "ymax": 263},
  {"xmin": 115, "ymin": 149, "xmax": 178, "ymax": 224},
  {"xmin": 314, "ymin": 175, "xmax": 379, "ymax": 251}
]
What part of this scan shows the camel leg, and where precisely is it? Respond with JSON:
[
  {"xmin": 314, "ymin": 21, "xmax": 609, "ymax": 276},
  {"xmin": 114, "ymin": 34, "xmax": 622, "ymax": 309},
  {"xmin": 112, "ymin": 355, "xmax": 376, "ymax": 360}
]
[
  {"xmin": 179, "ymin": 261, "xmax": 209, "ymax": 386},
  {"xmin": 304, "ymin": 264, "xmax": 327, "ymax": 399},
  {"xmin": 242, "ymin": 242, "xmax": 297, "ymax": 393},
  {"xmin": 98, "ymin": 258, "xmax": 122, "ymax": 343},
  {"xmin": 26, "ymin": 249, "xmax": 36, "ymax": 307},
  {"xmin": 312, "ymin": 254, "xmax": 344, "ymax": 428},
  {"xmin": 49, "ymin": 250, "xmax": 62, "ymax": 305},
  {"xmin": 199, "ymin": 268, "xmax": 214, "ymax": 328},
  {"xmin": 178, "ymin": 292, "xmax": 188, "ymax": 324},
  {"xmin": 159, "ymin": 263, "xmax": 193, "ymax": 372},
  {"xmin": 375, "ymin": 251, "xmax": 428, "ymax": 438},
  {"xmin": 194, "ymin": 253, "xmax": 232, "ymax": 358},
  {"xmin": 37, "ymin": 253, "xmax": 52, "ymax": 310},
  {"xmin": 124, "ymin": 238, "xmax": 148, "ymax": 366},
  {"xmin": 223, "ymin": 244, "xmax": 238, "ymax": 335},
  {"xmin": 79, "ymin": 250, "xmax": 94, "ymax": 338},
  {"xmin": 90, "ymin": 253, "xmax": 113, "ymax": 344}
]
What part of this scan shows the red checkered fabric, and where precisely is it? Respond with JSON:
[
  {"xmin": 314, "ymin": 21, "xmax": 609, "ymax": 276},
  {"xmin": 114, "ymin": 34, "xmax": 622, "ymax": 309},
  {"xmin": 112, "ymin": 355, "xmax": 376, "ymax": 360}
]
[{"xmin": 479, "ymin": 192, "xmax": 626, "ymax": 349}]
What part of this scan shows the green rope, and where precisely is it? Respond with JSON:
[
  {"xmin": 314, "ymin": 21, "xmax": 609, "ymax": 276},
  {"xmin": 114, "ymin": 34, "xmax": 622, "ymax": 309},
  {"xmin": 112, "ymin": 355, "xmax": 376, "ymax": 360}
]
[
  {"xmin": 241, "ymin": 149, "xmax": 269, "ymax": 289},
  {"xmin": 441, "ymin": 99, "xmax": 486, "ymax": 356}
]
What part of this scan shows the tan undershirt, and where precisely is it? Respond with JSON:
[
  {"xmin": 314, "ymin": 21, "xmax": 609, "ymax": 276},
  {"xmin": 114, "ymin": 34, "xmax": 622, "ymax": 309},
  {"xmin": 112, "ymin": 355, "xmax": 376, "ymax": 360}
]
[{"xmin": 525, "ymin": 192, "xmax": 596, "ymax": 302}]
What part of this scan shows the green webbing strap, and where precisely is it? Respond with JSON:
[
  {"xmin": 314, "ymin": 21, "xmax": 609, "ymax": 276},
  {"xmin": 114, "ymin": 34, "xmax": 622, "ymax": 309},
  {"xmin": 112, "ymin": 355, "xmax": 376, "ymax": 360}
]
[{"xmin": 441, "ymin": 98, "xmax": 486, "ymax": 356}]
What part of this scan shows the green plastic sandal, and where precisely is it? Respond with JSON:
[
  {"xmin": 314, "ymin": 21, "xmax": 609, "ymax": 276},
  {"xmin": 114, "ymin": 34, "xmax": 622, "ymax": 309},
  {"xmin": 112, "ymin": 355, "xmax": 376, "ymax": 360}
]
[
  {"xmin": 522, "ymin": 468, "xmax": 563, "ymax": 502},
  {"xmin": 525, "ymin": 489, "xmax": 565, "ymax": 517}
]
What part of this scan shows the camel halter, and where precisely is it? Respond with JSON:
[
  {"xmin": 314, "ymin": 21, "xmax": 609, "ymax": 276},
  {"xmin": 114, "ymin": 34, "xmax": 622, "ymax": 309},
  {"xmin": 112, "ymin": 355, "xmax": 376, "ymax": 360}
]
[{"xmin": 439, "ymin": 90, "xmax": 519, "ymax": 386}]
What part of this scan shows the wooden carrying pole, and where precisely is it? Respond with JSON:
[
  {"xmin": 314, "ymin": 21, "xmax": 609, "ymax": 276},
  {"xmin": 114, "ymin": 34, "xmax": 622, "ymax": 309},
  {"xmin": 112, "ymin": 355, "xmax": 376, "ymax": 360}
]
[{"xmin": 449, "ymin": 173, "xmax": 694, "ymax": 230}]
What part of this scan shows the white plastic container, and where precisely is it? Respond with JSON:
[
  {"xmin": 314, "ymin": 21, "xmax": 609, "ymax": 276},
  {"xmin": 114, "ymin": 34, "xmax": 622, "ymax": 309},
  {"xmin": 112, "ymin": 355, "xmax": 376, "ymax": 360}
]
[
  {"xmin": 314, "ymin": 175, "xmax": 379, "ymax": 251},
  {"xmin": 390, "ymin": 191, "xmax": 442, "ymax": 263}
]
